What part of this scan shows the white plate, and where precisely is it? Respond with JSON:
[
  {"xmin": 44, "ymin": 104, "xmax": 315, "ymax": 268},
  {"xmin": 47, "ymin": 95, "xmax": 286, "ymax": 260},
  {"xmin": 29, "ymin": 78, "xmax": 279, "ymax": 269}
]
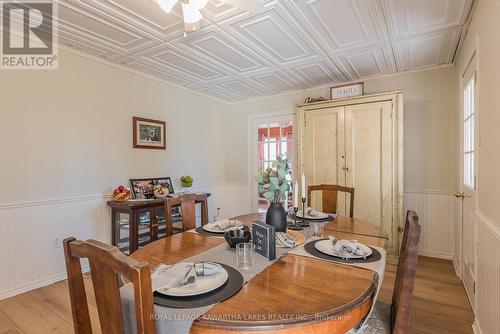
[
  {"xmin": 202, "ymin": 222, "xmax": 242, "ymax": 234},
  {"xmin": 314, "ymin": 239, "xmax": 373, "ymax": 259},
  {"xmin": 156, "ymin": 262, "xmax": 228, "ymax": 297},
  {"xmin": 296, "ymin": 209, "xmax": 329, "ymax": 220}
]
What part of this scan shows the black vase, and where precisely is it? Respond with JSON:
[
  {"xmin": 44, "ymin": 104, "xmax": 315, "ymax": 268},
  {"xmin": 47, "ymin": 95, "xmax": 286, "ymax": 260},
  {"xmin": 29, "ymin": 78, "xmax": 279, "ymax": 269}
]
[{"xmin": 266, "ymin": 202, "xmax": 287, "ymax": 232}]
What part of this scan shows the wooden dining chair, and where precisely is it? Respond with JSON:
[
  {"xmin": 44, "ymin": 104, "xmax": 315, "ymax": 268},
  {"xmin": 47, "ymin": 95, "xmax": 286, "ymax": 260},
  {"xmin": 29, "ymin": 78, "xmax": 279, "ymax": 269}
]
[
  {"xmin": 63, "ymin": 237, "xmax": 156, "ymax": 334},
  {"xmin": 307, "ymin": 184, "xmax": 355, "ymax": 217},
  {"xmin": 350, "ymin": 210, "xmax": 421, "ymax": 334},
  {"xmin": 165, "ymin": 193, "xmax": 209, "ymax": 233}
]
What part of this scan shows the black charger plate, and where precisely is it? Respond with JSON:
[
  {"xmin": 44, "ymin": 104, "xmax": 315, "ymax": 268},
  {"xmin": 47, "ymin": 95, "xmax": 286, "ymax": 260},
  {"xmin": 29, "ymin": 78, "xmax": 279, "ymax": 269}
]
[
  {"xmin": 195, "ymin": 226, "xmax": 225, "ymax": 237},
  {"xmin": 154, "ymin": 263, "xmax": 244, "ymax": 308},
  {"xmin": 304, "ymin": 239, "xmax": 382, "ymax": 264}
]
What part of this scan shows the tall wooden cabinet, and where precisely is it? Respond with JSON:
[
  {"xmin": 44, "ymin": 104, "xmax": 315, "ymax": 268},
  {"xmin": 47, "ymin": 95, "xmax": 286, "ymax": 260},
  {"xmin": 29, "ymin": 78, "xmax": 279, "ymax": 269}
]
[{"xmin": 296, "ymin": 91, "xmax": 403, "ymax": 255}]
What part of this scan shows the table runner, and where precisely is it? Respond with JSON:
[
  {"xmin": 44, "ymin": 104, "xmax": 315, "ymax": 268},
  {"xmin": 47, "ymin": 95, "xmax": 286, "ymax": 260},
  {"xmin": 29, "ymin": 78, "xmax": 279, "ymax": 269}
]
[{"xmin": 120, "ymin": 242, "xmax": 288, "ymax": 334}]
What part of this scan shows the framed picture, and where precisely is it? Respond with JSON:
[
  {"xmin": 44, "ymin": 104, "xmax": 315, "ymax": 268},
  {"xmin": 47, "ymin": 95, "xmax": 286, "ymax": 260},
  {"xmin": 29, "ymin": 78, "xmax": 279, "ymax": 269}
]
[
  {"xmin": 129, "ymin": 177, "xmax": 175, "ymax": 199},
  {"xmin": 330, "ymin": 82, "xmax": 364, "ymax": 100},
  {"xmin": 133, "ymin": 117, "xmax": 166, "ymax": 150}
]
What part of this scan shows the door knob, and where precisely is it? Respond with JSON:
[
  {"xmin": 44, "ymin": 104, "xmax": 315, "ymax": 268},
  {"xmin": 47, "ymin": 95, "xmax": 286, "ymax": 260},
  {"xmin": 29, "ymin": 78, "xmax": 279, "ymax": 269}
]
[{"xmin": 455, "ymin": 192, "xmax": 472, "ymax": 198}]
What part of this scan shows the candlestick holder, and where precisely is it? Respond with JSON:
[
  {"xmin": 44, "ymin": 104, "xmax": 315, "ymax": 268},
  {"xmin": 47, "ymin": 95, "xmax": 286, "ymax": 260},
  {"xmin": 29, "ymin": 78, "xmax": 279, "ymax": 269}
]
[
  {"xmin": 299, "ymin": 197, "xmax": 309, "ymax": 227},
  {"xmin": 288, "ymin": 206, "xmax": 303, "ymax": 230}
]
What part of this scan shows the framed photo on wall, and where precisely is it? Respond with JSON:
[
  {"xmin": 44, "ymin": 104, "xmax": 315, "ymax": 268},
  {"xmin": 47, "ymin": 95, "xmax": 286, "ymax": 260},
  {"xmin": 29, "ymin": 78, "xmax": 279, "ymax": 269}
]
[{"xmin": 133, "ymin": 117, "xmax": 166, "ymax": 149}]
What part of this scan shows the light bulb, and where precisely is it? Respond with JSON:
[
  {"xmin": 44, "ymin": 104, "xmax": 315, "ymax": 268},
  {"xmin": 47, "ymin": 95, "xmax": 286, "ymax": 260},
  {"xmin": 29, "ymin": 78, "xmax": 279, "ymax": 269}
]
[
  {"xmin": 190, "ymin": 0, "xmax": 208, "ymax": 10},
  {"xmin": 157, "ymin": 0, "xmax": 178, "ymax": 13},
  {"xmin": 182, "ymin": 2, "xmax": 202, "ymax": 23}
]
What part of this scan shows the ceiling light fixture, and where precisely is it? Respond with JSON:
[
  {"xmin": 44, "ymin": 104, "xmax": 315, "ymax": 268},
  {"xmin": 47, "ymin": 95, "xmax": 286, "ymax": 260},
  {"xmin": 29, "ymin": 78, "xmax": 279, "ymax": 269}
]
[{"xmin": 155, "ymin": 0, "xmax": 208, "ymax": 35}]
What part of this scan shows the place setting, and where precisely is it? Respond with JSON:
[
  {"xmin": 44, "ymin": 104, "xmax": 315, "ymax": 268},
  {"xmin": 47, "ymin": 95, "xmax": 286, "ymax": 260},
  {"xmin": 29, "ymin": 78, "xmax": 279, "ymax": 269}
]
[
  {"xmin": 195, "ymin": 218, "xmax": 246, "ymax": 236},
  {"xmin": 151, "ymin": 261, "xmax": 244, "ymax": 308},
  {"xmin": 303, "ymin": 235, "xmax": 382, "ymax": 264}
]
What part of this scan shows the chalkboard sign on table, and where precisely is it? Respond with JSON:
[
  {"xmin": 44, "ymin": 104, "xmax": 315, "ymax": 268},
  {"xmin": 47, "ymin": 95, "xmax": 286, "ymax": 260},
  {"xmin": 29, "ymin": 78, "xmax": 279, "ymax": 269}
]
[{"xmin": 251, "ymin": 221, "xmax": 276, "ymax": 261}]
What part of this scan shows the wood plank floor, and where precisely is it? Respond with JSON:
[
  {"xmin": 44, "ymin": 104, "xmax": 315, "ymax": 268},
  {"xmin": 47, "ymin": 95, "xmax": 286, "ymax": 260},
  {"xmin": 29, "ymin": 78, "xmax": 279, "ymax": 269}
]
[{"xmin": 0, "ymin": 256, "xmax": 474, "ymax": 334}]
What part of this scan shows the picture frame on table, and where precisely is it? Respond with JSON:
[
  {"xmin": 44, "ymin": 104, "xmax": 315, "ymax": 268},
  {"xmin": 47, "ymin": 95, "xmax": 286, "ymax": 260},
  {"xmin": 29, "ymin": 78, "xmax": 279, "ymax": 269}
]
[
  {"xmin": 129, "ymin": 177, "xmax": 180, "ymax": 218},
  {"xmin": 133, "ymin": 116, "xmax": 166, "ymax": 150},
  {"xmin": 129, "ymin": 177, "xmax": 175, "ymax": 199}
]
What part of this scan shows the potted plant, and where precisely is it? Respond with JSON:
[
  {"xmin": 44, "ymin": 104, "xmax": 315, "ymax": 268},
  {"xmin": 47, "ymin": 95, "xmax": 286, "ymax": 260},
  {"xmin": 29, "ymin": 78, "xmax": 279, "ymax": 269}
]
[{"xmin": 257, "ymin": 155, "xmax": 291, "ymax": 232}]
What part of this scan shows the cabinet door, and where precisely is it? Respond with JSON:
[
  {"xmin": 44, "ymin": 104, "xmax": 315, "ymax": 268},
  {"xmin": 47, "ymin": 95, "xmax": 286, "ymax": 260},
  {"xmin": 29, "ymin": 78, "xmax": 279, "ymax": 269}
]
[
  {"xmin": 303, "ymin": 107, "xmax": 346, "ymax": 214},
  {"xmin": 345, "ymin": 101, "xmax": 396, "ymax": 253}
]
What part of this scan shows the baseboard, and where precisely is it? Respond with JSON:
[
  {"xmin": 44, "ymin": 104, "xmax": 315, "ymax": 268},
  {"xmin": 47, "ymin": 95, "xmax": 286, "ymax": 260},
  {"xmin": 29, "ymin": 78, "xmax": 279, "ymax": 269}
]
[
  {"xmin": 472, "ymin": 320, "xmax": 482, "ymax": 334},
  {"xmin": 0, "ymin": 272, "xmax": 67, "ymax": 300},
  {"xmin": 453, "ymin": 256, "xmax": 461, "ymax": 278},
  {"xmin": 0, "ymin": 264, "xmax": 90, "ymax": 301},
  {"xmin": 419, "ymin": 250, "xmax": 453, "ymax": 260}
]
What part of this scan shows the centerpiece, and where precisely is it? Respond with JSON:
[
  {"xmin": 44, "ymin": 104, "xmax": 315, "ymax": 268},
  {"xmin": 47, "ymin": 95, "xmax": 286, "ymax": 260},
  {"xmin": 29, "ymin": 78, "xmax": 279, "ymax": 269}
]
[{"xmin": 257, "ymin": 155, "xmax": 291, "ymax": 232}]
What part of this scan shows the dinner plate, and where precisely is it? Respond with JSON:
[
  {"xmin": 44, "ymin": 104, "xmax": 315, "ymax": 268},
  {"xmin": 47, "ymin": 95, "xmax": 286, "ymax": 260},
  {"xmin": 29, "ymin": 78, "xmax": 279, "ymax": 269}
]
[
  {"xmin": 202, "ymin": 222, "xmax": 243, "ymax": 234},
  {"xmin": 156, "ymin": 262, "xmax": 228, "ymax": 297},
  {"xmin": 314, "ymin": 239, "xmax": 373, "ymax": 259},
  {"xmin": 296, "ymin": 209, "xmax": 329, "ymax": 220}
]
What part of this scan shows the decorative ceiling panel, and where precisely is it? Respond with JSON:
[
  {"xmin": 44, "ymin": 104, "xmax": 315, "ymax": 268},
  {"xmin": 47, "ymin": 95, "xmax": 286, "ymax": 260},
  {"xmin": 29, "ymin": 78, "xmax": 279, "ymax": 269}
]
[{"xmin": 40, "ymin": 0, "xmax": 476, "ymax": 101}]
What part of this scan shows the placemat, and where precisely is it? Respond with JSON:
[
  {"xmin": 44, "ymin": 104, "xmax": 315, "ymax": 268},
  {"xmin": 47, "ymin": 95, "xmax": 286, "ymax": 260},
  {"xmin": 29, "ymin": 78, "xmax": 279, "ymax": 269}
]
[
  {"xmin": 154, "ymin": 263, "xmax": 244, "ymax": 308},
  {"xmin": 303, "ymin": 239, "xmax": 381, "ymax": 264},
  {"xmin": 194, "ymin": 226, "xmax": 226, "ymax": 237},
  {"xmin": 288, "ymin": 213, "xmax": 336, "ymax": 223}
]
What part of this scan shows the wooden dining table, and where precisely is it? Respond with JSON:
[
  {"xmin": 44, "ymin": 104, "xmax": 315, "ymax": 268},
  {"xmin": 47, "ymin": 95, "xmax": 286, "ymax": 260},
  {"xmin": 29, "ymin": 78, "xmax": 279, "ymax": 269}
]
[{"xmin": 131, "ymin": 213, "xmax": 388, "ymax": 334}]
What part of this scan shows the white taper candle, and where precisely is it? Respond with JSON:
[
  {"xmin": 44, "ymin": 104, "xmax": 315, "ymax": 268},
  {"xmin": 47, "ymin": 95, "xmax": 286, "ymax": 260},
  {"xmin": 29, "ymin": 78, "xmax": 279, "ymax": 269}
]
[
  {"xmin": 294, "ymin": 181, "xmax": 299, "ymax": 208},
  {"xmin": 301, "ymin": 173, "xmax": 306, "ymax": 199}
]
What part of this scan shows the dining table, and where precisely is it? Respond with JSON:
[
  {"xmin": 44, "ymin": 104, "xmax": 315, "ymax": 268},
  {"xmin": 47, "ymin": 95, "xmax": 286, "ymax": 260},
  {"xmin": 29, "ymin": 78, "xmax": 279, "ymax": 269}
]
[{"xmin": 131, "ymin": 212, "xmax": 388, "ymax": 334}]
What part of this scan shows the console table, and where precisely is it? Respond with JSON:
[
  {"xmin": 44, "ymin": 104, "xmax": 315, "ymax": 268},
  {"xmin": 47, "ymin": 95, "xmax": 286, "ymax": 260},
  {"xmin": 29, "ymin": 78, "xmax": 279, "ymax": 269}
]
[{"xmin": 107, "ymin": 193, "xmax": 210, "ymax": 254}]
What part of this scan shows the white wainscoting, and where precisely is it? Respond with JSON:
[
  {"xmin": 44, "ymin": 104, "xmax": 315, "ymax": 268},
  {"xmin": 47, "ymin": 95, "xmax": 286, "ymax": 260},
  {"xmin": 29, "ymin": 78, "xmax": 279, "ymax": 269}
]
[
  {"xmin": 0, "ymin": 184, "xmax": 229, "ymax": 300},
  {"xmin": 0, "ymin": 195, "xmax": 111, "ymax": 300},
  {"xmin": 474, "ymin": 213, "xmax": 500, "ymax": 334},
  {"xmin": 403, "ymin": 189, "xmax": 457, "ymax": 259}
]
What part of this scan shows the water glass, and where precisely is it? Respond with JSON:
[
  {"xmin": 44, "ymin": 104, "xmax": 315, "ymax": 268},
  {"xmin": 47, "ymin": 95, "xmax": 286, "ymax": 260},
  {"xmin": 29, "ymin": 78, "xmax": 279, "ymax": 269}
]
[
  {"xmin": 236, "ymin": 242, "xmax": 255, "ymax": 270},
  {"xmin": 310, "ymin": 222, "xmax": 326, "ymax": 238}
]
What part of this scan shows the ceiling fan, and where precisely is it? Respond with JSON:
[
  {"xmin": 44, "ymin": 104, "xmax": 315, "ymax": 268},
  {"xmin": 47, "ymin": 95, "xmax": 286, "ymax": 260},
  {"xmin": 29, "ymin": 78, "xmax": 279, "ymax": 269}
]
[{"xmin": 154, "ymin": 0, "xmax": 265, "ymax": 34}]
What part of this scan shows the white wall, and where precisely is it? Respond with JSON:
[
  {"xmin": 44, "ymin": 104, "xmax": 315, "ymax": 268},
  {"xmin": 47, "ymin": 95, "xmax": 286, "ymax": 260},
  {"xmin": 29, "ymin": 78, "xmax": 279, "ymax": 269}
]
[
  {"xmin": 454, "ymin": 0, "xmax": 500, "ymax": 333},
  {"xmin": 0, "ymin": 50, "xmax": 229, "ymax": 298},
  {"xmin": 226, "ymin": 66, "xmax": 459, "ymax": 258}
]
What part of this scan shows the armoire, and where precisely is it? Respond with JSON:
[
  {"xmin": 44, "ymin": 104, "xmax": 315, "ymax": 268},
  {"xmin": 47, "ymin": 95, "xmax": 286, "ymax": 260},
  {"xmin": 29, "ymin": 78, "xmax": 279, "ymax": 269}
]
[{"xmin": 296, "ymin": 91, "xmax": 404, "ymax": 256}]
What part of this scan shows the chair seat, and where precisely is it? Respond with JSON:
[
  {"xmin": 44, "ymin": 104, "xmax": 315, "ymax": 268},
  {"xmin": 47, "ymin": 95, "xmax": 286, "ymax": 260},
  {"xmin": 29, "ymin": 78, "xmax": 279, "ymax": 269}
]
[{"xmin": 347, "ymin": 301, "xmax": 391, "ymax": 334}]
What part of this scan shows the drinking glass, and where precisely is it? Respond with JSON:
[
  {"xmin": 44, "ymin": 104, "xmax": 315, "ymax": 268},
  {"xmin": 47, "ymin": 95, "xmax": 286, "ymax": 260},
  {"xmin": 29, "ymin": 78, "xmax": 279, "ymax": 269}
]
[
  {"xmin": 236, "ymin": 242, "xmax": 255, "ymax": 270},
  {"xmin": 310, "ymin": 222, "xmax": 326, "ymax": 239}
]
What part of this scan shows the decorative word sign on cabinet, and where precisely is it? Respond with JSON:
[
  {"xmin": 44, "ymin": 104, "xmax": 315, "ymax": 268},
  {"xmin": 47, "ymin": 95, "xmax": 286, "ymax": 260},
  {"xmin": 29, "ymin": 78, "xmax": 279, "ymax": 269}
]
[{"xmin": 296, "ymin": 91, "xmax": 403, "ymax": 256}]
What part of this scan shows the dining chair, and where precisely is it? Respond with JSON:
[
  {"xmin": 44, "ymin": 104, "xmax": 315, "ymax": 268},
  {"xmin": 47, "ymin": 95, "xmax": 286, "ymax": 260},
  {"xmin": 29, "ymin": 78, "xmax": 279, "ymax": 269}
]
[
  {"xmin": 165, "ymin": 193, "xmax": 208, "ymax": 232},
  {"xmin": 307, "ymin": 184, "xmax": 355, "ymax": 217},
  {"xmin": 63, "ymin": 237, "xmax": 156, "ymax": 334},
  {"xmin": 349, "ymin": 210, "xmax": 421, "ymax": 334}
]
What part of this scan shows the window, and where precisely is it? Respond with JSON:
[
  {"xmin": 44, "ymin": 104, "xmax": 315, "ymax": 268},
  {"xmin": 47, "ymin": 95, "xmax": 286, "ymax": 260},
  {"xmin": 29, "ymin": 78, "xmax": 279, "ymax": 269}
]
[
  {"xmin": 257, "ymin": 121, "xmax": 293, "ymax": 212},
  {"xmin": 463, "ymin": 75, "xmax": 475, "ymax": 189}
]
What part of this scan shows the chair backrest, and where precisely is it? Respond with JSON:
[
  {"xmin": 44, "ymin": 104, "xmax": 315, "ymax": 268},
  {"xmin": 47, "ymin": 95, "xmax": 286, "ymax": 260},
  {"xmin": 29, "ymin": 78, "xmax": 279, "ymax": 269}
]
[
  {"xmin": 307, "ymin": 184, "xmax": 355, "ymax": 217},
  {"xmin": 63, "ymin": 238, "xmax": 156, "ymax": 334},
  {"xmin": 391, "ymin": 210, "xmax": 421, "ymax": 334},
  {"xmin": 165, "ymin": 194, "xmax": 204, "ymax": 231}
]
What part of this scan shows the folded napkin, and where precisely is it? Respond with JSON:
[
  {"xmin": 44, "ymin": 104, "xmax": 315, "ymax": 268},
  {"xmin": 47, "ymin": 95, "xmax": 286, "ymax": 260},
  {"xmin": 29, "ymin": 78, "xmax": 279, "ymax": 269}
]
[
  {"xmin": 328, "ymin": 236, "xmax": 370, "ymax": 257},
  {"xmin": 153, "ymin": 263, "xmax": 197, "ymax": 293},
  {"xmin": 212, "ymin": 219, "xmax": 243, "ymax": 230},
  {"xmin": 276, "ymin": 232, "xmax": 296, "ymax": 248},
  {"xmin": 305, "ymin": 207, "xmax": 323, "ymax": 217}
]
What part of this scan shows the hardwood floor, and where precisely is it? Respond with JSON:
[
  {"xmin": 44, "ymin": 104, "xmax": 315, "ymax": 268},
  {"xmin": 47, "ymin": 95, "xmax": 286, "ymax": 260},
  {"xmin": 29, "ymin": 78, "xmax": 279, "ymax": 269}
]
[{"xmin": 0, "ymin": 256, "xmax": 473, "ymax": 334}]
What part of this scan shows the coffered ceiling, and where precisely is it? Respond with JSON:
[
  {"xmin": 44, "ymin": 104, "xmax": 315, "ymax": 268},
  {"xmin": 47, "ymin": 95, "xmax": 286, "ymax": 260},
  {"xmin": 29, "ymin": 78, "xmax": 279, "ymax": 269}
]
[{"xmin": 54, "ymin": 0, "xmax": 474, "ymax": 101}]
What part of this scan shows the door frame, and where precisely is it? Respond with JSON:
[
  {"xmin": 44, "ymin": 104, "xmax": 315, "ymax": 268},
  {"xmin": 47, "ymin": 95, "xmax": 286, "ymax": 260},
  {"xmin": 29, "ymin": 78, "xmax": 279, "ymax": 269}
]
[
  {"xmin": 248, "ymin": 111, "xmax": 294, "ymax": 212},
  {"xmin": 458, "ymin": 40, "xmax": 480, "ymax": 309}
]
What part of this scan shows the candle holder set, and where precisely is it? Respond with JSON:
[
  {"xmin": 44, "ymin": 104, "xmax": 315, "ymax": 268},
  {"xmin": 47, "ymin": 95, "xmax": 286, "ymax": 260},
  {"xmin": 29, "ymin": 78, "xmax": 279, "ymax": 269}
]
[{"xmin": 287, "ymin": 197, "xmax": 310, "ymax": 230}]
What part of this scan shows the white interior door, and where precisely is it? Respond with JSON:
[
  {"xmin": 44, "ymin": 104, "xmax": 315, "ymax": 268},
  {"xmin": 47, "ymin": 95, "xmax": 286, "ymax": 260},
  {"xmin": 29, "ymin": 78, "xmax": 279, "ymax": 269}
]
[
  {"xmin": 459, "ymin": 55, "xmax": 478, "ymax": 307},
  {"xmin": 345, "ymin": 101, "xmax": 396, "ymax": 253},
  {"xmin": 303, "ymin": 107, "xmax": 346, "ymax": 214}
]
